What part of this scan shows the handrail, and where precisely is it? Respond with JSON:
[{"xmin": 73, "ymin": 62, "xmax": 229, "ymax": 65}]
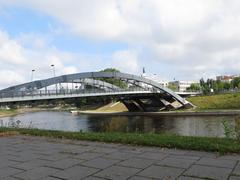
[{"xmin": 0, "ymin": 87, "xmax": 151, "ymax": 99}]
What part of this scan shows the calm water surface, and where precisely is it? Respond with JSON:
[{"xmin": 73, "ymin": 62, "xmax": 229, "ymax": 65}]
[{"xmin": 0, "ymin": 111, "xmax": 239, "ymax": 138}]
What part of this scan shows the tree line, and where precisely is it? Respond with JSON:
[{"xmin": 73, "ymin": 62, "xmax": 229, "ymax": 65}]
[{"xmin": 187, "ymin": 77, "xmax": 240, "ymax": 94}]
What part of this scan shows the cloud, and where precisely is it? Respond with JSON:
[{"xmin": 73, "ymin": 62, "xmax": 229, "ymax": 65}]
[
  {"xmin": 1, "ymin": 0, "xmax": 240, "ymax": 82},
  {"xmin": 111, "ymin": 50, "xmax": 139, "ymax": 73},
  {"xmin": 0, "ymin": 29, "xmax": 139, "ymax": 89},
  {"xmin": 0, "ymin": 31, "xmax": 26, "ymax": 64},
  {"xmin": 0, "ymin": 29, "xmax": 82, "ymax": 88},
  {"xmin": 0, "ymin": 70, "xmax": 25, "ymax": 88}
]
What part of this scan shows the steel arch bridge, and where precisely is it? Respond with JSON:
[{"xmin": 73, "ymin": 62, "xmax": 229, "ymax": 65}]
[{"xmin": 0, "ymin": 72, "xmax": 193, "ymax": 111}]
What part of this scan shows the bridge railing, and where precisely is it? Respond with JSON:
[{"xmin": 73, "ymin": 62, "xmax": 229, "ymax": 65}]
[{"xmin": 0, "ymin": 87, "xmax": 156, "ymax": 99}]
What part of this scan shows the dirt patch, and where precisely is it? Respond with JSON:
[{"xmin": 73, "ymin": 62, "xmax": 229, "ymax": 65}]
[{"xmin": 0, "ymin": 131, "xmax": 19, "ymax": 137}]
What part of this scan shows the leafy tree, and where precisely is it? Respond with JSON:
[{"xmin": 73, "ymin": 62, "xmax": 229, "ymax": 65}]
[
  {"xmin": 167, "ymin": 84, "xmax": 178, "ymax": 91},
  {"xmin": 199, "ymin": 76, "xmax": 240, "ymax": 95},
  {"xmin": 98, "ymin": 68, "xmax": 128, "ymax": 89},
  {"xmin": 187, "ymin": 83, "xmax": 201, "ymax": 91},
  {"xmin": 223, "ymin": 82, "xmax": 231, "ymax": 90},
  {"xmin": 100, "ymin": 68, "xmax": 120, "ymax": 73},
  {"xmin": 232, "ymin": 77, "xmax": 240, "ymax": 88},
  {"xmin": 200, "ymin": 78, "xmax": 205, "ymax": 87}
]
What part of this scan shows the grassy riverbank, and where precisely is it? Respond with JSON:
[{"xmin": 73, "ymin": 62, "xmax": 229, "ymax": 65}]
[
  {"xmin": 187, "ymin": 92, "xmax": 240, "ymax": 110},
  {"xmin": 0, "ymin": 108, "xmax": 43, "ymax": 117},
  {"xmin": 0, "ymin": 128, "xmax": 239, "ymax": 154},
  {"xmin": 0, "ymin": 109, "xmax": 18, "ymax": 117}
]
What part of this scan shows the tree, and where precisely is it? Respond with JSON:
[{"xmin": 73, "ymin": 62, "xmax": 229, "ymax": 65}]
[
  {"xmin": 187, "ymin": 83, "xmax": 201, "ymax": 91},
  {"xmin": 98, "ymin": 68, "xmax": 128, "ymax": 89},
  {"xmin": 100, "ymin": 68, "xmax": 120, "ymax": 73},
  {"xmin": 232, "ymin": 77, "xmax": 240, "ymax": 88},
  {"xmin": 199, "ymin": 77, "xmax": 235, "ymax": 94},
  {"xmin": 223, "ymin": 82, "xmax": 231, "ymax": 90},
  {"xmin": 167, "ymin": 84, "xmax": 178, "ymax": 91},
  {"xmin": 200, "ymin": 78, "xmax": 205, "ymax": 87}
]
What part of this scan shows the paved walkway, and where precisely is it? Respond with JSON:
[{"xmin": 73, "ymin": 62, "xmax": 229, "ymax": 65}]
[{"xmin": 0, "ymin": 135, "xmax": 240, "ymax": 180}]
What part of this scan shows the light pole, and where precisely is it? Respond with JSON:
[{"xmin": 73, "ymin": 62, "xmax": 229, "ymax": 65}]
[
  {"xmin": 51, "ymin": 64, "xmax": 56, "ymax": 77},
  {"xmin": 51, "ymin": 64, "xmax": 58, "ymax": 93},
  {"xmin": 31, "ymin": 69, "xmax": 35, "ymax": 82}
]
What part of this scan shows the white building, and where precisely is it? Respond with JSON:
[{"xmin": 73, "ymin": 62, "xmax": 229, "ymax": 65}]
[
  {"xmin": 169, "ymin": 81, "xmax": 199, "ymax": 92},
  {"xmin": 141, "ymin": 73, "xmax": 169, "ymax": 87}
]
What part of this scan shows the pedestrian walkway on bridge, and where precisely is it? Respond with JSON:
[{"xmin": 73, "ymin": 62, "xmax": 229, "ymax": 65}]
[{"xmin": 0, "ymin": 135, "xmax": 240, "ymax": 180}]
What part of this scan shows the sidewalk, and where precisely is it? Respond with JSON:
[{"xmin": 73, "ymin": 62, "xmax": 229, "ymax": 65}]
[{"xmin": 0, "ymin": 135, "xmax": 239, "ymax": 180}]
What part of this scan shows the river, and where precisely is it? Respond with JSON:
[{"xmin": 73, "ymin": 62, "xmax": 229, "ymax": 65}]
[{"xmin": 0, "ymin": 111, "xmax": 239, "ymax": 138}]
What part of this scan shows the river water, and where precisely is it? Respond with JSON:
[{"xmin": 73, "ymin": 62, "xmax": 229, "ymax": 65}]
[{"xmin": 0, "ymin": 111, "xmax": 239, "ymax": 138}]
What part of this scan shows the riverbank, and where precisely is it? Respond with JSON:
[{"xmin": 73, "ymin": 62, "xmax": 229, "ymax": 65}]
[
  {"xmin": 0, "ymin": 128, "xmax": 240, "ymax": 154},
  {"xmin": 76, "ymin": 92, "xmax": 240, "ymax": 114},
  {"xmin": 187, "ymin": 92, "xmax": 240, "ymax": 110},
  {"xmin": 0, "ymin": 107, "xmax": 66, "ymax": 118},
  {"xmin": 76, "ymin": 109, "xmax": 240, "ymax": 116},
  {"xmin": 0, "ymin": 109, "xmax": 17, "ymax": 117}
]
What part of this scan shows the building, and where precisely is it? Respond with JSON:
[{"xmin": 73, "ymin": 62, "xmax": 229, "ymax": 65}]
[
  {"xmin": 216, "ymin": 75, "xmax": 236, "ymax": 83},
  {"xmin": 141, "ymin": 73, "xmax": 169, "ymax": 87},
  {"xmin": 140, "ymin": 68, "xmax": 198, "ymax": 92},
  {"xmin": 168, "ymin": 81, "xmax": 199, "ymax": 92}
]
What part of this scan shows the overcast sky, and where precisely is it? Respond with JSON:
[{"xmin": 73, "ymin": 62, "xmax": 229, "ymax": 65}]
[{"xmin": 0, "ymin": 0, "xmax": 240, "ymax": 88}]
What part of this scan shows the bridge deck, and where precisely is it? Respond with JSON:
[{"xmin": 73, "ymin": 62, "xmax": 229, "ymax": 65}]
[{"xmin": 0, "ymin": 90, "xmax": 154, "ymax": 103}]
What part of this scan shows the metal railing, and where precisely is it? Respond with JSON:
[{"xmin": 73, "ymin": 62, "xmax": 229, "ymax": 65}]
[{"xmin": 0, "ymin": 87, "xmax": 156, "ymax": 100}]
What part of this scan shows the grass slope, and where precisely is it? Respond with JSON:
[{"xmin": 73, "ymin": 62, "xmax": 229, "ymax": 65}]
[
  {"xmin": 187, "ymin": 92, "xmax": 240, "ymax": 110},
  {"xmin": 0, "ymin": 128, "xmax": 240, "ymax": 154},
  {"xmin": 0, "ymin": 109, "xmax": 17, "ymax": 117}
]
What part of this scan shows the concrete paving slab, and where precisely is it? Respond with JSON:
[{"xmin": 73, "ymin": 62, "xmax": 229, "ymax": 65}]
[
  {"xmin": 103, "ymin": 151, "xmax": 136, "ymax": 160},
  {"xmin": 135, "ymin": 151, "xmax": 168, "ymax": 160},
  {"xmin": 0, "ymin": 158, "xmax": 19, "ymax": 169},
  {"xmin": 38, "ymin": 153, "xmax": 68, "ymax": 161},
  {"xmin": 94, "ymin": 165, "xmax": 140, "ymax": 180},
  {"xmin": 184, "ymin": 165, "xmax": 232, "ymax": 180},
  {"xmin": 83, "ymin": 176, "xmax": 108, "ymax": 180},
  {"xmin": 233, "ymin": 162, "xmax": 240, "ymax": 176},
  {"xmin": 168, "ymin": 154, "xmax": 200, "ymax": 160},
  {"xmin": 9, "ymin": 159, "xmax": 49, "ymax": 170},
  {"xmin": 13, "ymin": 167, "xmax": 59, "ymax": 180},
  {"xmin": 229, "ymin": 176, "xmax": 240, "ymax": 180},
  {"xmin": 52, "ymin": 165, "xmax": 99, "ymax": 180},
  {"xmin": 128, "ymin": 175, "xmax": 153, "ymax": 180},
  {"xmin": 45, "ymin": 158, "xmax": 83, "ymax": 170},
  {"xmin": 0, "ymin": 167, "xmax": 23, "ymax": 179},
  {"xmin": 117, "ymin": 157, "xmax": 156, "ymax": 169},
  {"xmin": 81, "ymin": 157, "xmax": 120, "ymax": 169},
  {"xmin": 39, "ymin": 177, "xmax": 60, "ymax": 180},
  {"xmin": 2, "ymin": 177, "xmax": 20, "ymax": 180},
  {"xmin": 137, "ymin": 165, "xmax": 184, "ymax": 179},
  {"xmin": 71, "ymin": 152, "xmax": 104, "ymax": 160},
  {"xmin": 178, "ymin": 176, "xmax": 203, "ymax": 180},
  {"xmin": 156, "ymin": 157, "xmax": 196, "ymax": 169},
  {"xmin": 0, "ymin": 135, "xmax": 239, "ymax": 180},
  {"xmin": 196, "ymin": 157, "xmax": 237, "ymax": 168}
]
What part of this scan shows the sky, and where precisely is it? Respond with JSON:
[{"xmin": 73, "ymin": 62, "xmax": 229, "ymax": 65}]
[{"xmin": 0, "ymin": 0, "xmax": 240, "ymax": 89}]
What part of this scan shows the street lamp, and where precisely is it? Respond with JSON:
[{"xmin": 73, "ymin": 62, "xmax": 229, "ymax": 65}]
[
  {"xmin": 51, "ymin": 64, "xmax": 56, "ymax": 77},
  {"xmin": 31, "ymin": 69, "xmax": 35, "ymax": 82},
  {"xmin": 51, "ymin": 64, "xmax": 58, "ymax": 93}
]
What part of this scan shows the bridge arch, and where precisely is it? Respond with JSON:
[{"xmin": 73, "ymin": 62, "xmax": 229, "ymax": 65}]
[{"xmin": 0, "ymin": 72, "xmax": 192, "ymax": 108}]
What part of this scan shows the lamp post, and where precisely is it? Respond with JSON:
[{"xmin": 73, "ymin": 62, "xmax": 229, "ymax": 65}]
[
  {"xmin": 51, "ymin": 64, "xmax": 58, "ymax": 93},
  {"xmin": 31, "ymin": 69, "xmax": 35, "ymax": 82},
  {"xmin": 51, "ymin": 64, "xmax": 56, "ymax": 77}
]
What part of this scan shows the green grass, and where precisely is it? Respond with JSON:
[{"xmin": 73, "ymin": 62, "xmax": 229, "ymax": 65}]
[
  {"xmin": 1, "ymin": 127, "xmax": 240, "ymax": 154},
  {"xmin": 0, "ymin": 109, "xmax": 17, "ymax": 116},
  {"xmin": 187, "ymin": 92, "xmax": 240, "ymax": 110}
]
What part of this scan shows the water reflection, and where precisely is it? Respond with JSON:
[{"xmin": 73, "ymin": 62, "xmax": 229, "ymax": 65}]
[{"xmin": 0, "ymin": 111, "xmax": 239, "ymax": 138}]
